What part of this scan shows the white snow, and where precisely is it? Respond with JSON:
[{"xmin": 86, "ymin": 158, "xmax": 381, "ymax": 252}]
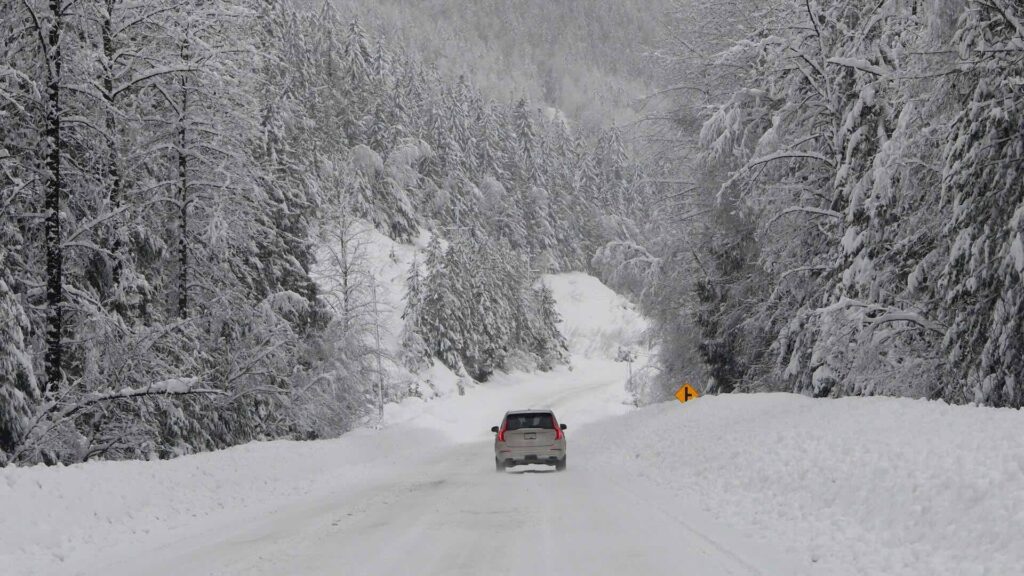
[
  {"xmin": 583, "ymin": 394, "xmax": 1024, "ymax": 576},
  {"xmin": 385, "ymin": 139, "xmax": 432, "ymax": 188},
  {"xmin": 88, "ymin": 377, "xmax": 204, "ymax": 403},
  {"xmin": 2, "ymin": 272, "xmax": 1022, "ymax": 576},
  {"xmin": 542, "ymin": 271, "xmax": 649, "ymax": 358},
  {"xmin": 349, "ymin": 144, "xmax": 383, "ymax": 176},
  {"xmin": 1010, "ymin": 234, "xmax": 1024, "ymax": 274},
  {"xmin": 0, "ymin": 427, "xmax": 440, "ymax": 575},
  {"xmin": 148, "ymin": 376, "xmax": 198, "ymax": 394}
]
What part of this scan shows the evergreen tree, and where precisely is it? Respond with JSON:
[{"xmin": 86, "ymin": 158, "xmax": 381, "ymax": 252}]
[
  {"xmin": 0, "ymin": 246, "xmax": 37, "ymax": 463},
  {"xmin": 940, "ymin": 0, "xmax": 1024, "ymax": 406},
  {"xmin": 420, "ymin": 236, "xmax": 464, "ymax": 373},
  {"xmin": 530, "ymin": 282, "xmax": 568, "ymax": 370},
  {"xmin": 400, "ymin": 257, "xmax": 432, "ymax": 372}
]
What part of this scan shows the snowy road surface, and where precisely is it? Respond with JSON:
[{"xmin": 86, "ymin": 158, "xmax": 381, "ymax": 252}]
[{"xmin": 67, "ymin": 361, "xmax": 792, "ymax": 576}]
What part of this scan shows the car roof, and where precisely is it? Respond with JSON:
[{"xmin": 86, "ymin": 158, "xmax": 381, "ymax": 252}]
[{"xmin": 505, "ymin": 409, "xmax": 554, "ymax": 415}]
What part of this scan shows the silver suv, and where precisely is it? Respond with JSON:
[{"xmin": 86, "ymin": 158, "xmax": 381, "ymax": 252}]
[{"xmin": 491, "ymin": 410, "xmax": 567, "ymax": 472}]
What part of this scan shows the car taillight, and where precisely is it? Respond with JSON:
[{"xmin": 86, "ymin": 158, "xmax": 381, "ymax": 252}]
[
  {"xmin": 498, "ymin": 421, "xmax": 507, "ymax": 442},
  {"xmin": 552, "ymin": 416, "xmax": 563, "ymax": 441}
]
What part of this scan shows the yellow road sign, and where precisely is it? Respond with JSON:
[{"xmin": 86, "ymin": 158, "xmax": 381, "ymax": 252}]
[{"xmin": 675, "ymin": 383, "xmax": 700, "ymax": 404}]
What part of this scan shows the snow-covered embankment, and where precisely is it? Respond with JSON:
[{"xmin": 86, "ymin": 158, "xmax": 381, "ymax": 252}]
[{"xmin": 582, "ymin": 393, "xmax": 1024, "ymax": 576}]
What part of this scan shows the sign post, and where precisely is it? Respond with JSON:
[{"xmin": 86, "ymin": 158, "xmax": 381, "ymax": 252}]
[{"xmin": 674, "ymin": 383, "xmax": 700, "ymax": 404}]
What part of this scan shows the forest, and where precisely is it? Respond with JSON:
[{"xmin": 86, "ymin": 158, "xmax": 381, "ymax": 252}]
[
  {"xmin": 1, "ymin": 0, "xmax": 1022, "ymax": 467},
  {"xmin": 327, "ymin": 0, "xmax": 670, "ymax": 128},
  {"xmin": 0, "ymin": 0, "xmax": 646, "ymax": 464},
  {"xmin": 621, "ymin": 0, "xmax": 1024, "ymax": 407}
]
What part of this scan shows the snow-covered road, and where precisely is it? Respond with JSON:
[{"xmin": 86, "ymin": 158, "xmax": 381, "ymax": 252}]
[{"xmin": 73, "ymin": 361, "xmax": 789, "ymax": 576}]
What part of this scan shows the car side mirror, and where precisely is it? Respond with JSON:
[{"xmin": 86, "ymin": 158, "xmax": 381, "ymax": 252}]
[
  {"xmin": 491, "ymin": 426, "xmax": 499, "ymax": 433},
  {"xmin": 560, "ymin": 424, "xmax": 567, "ymax": 430}
]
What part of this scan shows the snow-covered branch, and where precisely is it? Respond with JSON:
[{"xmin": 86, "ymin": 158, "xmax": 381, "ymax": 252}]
[
  {"xmin": 746, "ymin": 150, "xmax": 834, "ymax": 169},
  {"xmin": 765, "ymin": 206, "xmax": 842, "ymax": 231},
  {"xmin": 54, "ymin": 378, "xmax": 222, "ymax": 421},
  {"xmin": 866, "ymin": 312, "xmax": 946, "ymax": 335},
  {"xmin": 777, "ymin": 265, "xmax": 829, "ymax": 281},
  {"xmin": 826, "ymin": 57, "xmax": 888, "ymax": 76}
]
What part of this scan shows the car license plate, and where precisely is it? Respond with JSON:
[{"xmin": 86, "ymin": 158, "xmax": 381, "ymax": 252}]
[{"xmin": 525, "ymin": 433, "xmax": 536, "ymax": 440}]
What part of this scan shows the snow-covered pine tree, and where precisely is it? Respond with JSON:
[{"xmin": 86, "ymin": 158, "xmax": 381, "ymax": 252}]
[
  {"xmin": 341, "ymin": 18, "xmax": 373, "ymax": 145},
  {"xmin": 253, "ymin": 0, "xmax": 323, "ymax": 335},
  {"xmin": 940, "ymin": 0, "xmax": 1024, "ymax": 406},
  {"xmin": 529, "ymin": 281, "xmax": 568, "ymax": 371},
  {"xmin": 0, "ymin": 243, "xmax": 37, "ymax": 464},
  {"xmin": 474, "ymin": 103, "xmax": 507, "ymax": 179},
  {"xmin": 511, "ymin": 97, "xmax": 539, "ymax": 186},
  {"xmin": 400, "ymin": 257, "xmax": 432, "ymax": 373},
  {"xmin": 419, "ymin": 235, "xmax": 465, "ymax": 373},
  {"xmin": 410, "ymin": 231, "xmax": 569, "ymax": 380}
]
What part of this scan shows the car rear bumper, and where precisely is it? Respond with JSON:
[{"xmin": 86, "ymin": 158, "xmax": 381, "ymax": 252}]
[{"xmin": 496, "ymin": 446, "xmax": 565, "ymax": 466}]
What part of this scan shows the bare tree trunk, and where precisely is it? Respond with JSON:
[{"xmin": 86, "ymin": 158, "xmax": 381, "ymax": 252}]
[
  {"xmin": 371, "ymin": 278, "xmax": 384, "ymax": 421},
  {"xmin": 177, "ymin": 115, "xmax": 188, "ymax": 318},
  {"xmin": 177, "ymin": 44, "xmax": 189, "ymax": 319},
  {"xmin": 340, "ymin": 226, "xmax": 350, "ymax": 328},
  {"xmin": 43, "ymin": 0, "xmax": 64, "ymax": 396},
  {"xmin": 102, "ymin": 0, "xmax": 124, "ymax": 293}
]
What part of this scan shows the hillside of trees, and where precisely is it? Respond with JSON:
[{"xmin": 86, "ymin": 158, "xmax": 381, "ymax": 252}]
[
  {"xmin": 0, "ymin": 0, "xmax": 648, "ymax": 465},
  {"xmin": 324, "ymin": 0, "xmax": 672, "ymax": 129},
  {"xmin": 623, "ymin": 0, "xmax": 1024, "ymax": 406}
]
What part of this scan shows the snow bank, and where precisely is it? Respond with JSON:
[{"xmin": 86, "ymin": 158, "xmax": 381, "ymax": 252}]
[
  {"xmin": 0, "ymin": 427, "xmax": 447, "ymax": 576},
  {"xmin": 580, "ymin": 393, "xmax": 1024, "ymax": 576}
]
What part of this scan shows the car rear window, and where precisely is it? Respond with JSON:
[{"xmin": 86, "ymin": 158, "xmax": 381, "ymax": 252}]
[{"xmin": 506, "ymin": 413, "xmax": 555, "ymax": 430}]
